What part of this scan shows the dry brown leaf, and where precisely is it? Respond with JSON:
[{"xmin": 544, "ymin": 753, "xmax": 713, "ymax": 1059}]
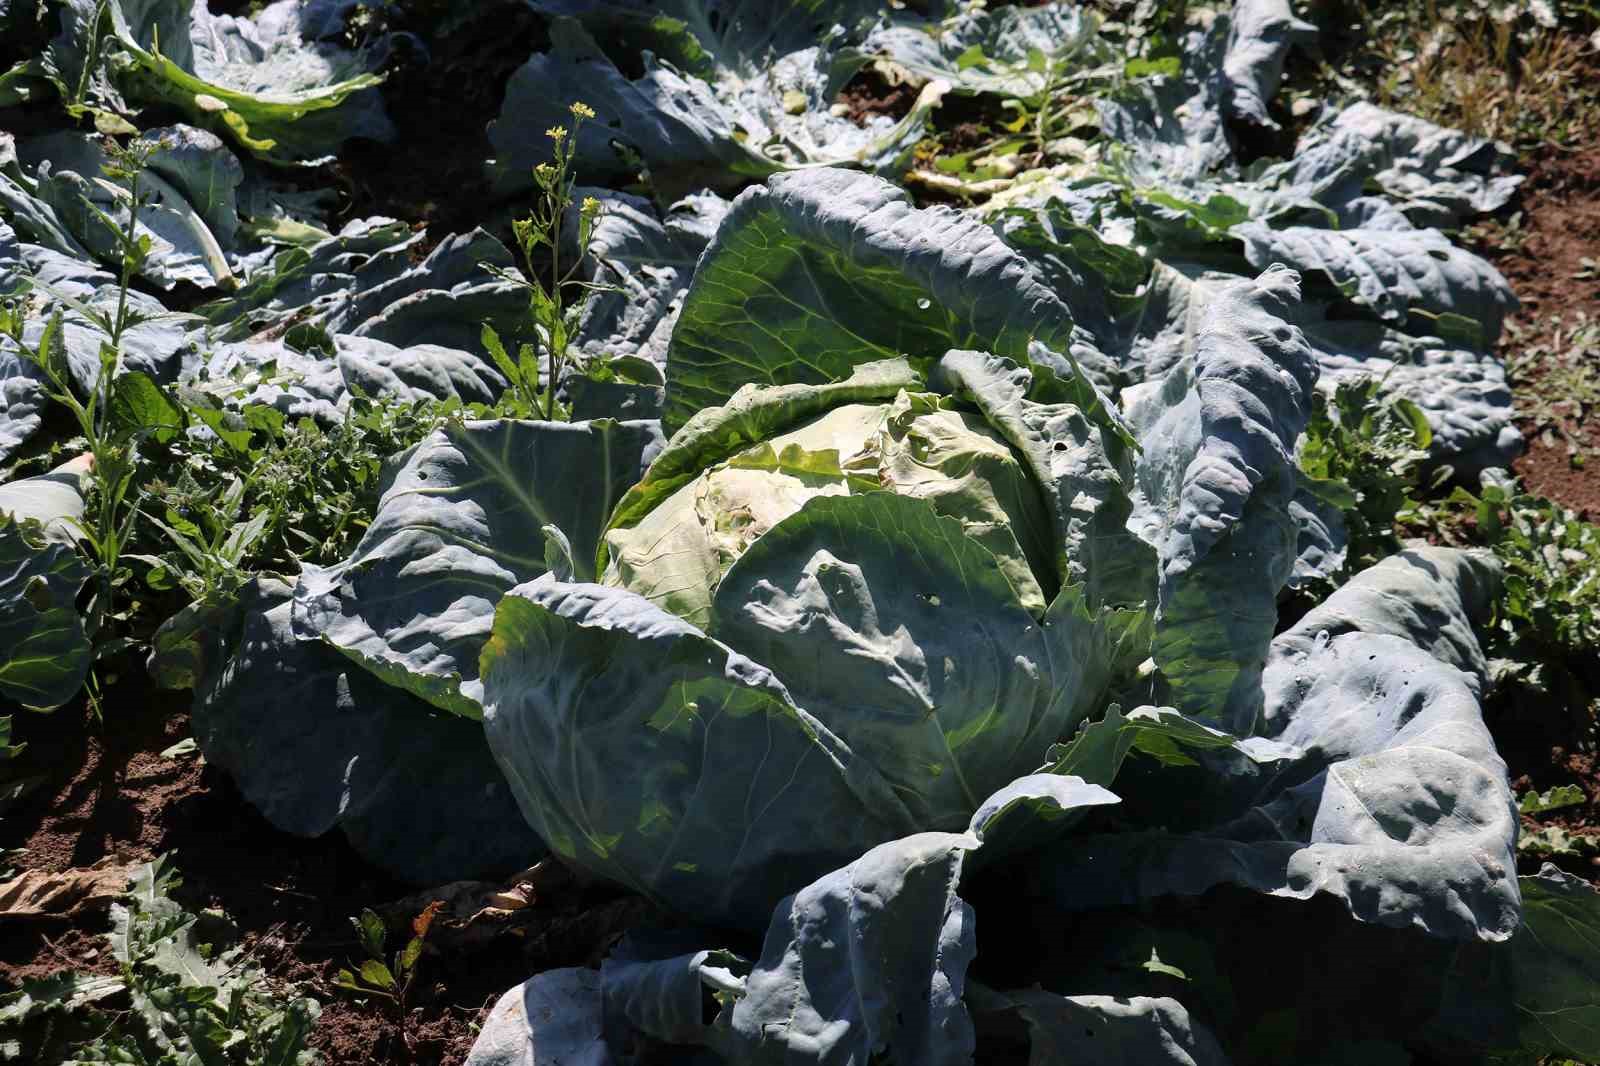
[{"xmin": 0, "ymin": 856, "xmax": 137, "ymax": 919}]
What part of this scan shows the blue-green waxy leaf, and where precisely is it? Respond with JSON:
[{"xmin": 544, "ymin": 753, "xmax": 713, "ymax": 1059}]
[
  {"xmin": 45, "ymin": 0, "xmax": 393, "ymax": 165},
  {"xmin": 493, "ymin": 3, "xmax": 943, "ymax": 196},
  {"xmin": 0, "ymin": 512, "xmax": 90, "ymax": 711},
  {"xmin": 0, "ymin": 351, "xmax": 48, "ymax": 468},
  {"xmin": 1233, "ymin": 221, "xmax": 1517, "ymax": 347},
  {"xmin": 567, "ymin": 187, "xmax": 730, "ymax": 374},
  {"xmin": 661, "ymin": 167, "xmax": 1115, "ymax": 434},
  {"xmin": 969, "ymin": 986, "xmax": 1231, "ymax": 1066},
  {"xmin": 1123, "ymin": 264, "xmax": 1319, "ymax": 733},
  {"xmin": 1041, "ymin": 547, "xmax": 1521, "ymax": 944},
  {"xmin": 962, "ymin": 772, "xmax": 1119, "ymax": 868},
  {"xmin": 0, "ymin": 457, "xmax": 88, "ymax": 548},
  {"xmin": 293, "ymin": 418, "xmax": 664, "ymax": 717},
  {"xmin": 13, "ymin": 128, "xmax": 245, "ymax": 292},
  {"xmin": 1271, "ymin": 547, "xmax": 1501, "ymax": 698},
  {"xmin": 1304, "ymin": 102, "xmax": 1524, "ymax": 224},
  {"xmin": 185, "ymin": 578, "xmax": 543, "ymax": 884},
  {"xmin": 468, "ymin": 969, "xmax": 609, "ymax": 1066},
  {"xmin": 1221, "ymin": 0, "xmax": 1316, "ymax": 131},
  {"xmin": 727, "ymin": 831, "xmax": 979, "ymax": 1065},
  {"xmin": 1303, "ymin": 317, "xmax": 1519, "ymax": 475},
  {"xmin": 856, "ymin": 3, "xmax": 1111, "ymax": 102},
  {"xmin": 479, "ymin": 578, "xmax": 917, "ymax": 928},
  {"xmin": 198, "ymin": 220, "xmax": 530, "ymax": 368}
]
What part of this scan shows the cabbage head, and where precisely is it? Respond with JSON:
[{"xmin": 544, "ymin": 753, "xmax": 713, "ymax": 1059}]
[{"xmin": 481, "ymin": 350, "xmax": 1154, "ymax": 926}]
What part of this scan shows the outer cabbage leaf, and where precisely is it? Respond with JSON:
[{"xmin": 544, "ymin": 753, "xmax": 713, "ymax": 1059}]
[
  {"xmin": 479, "ymin": 577, "xmax": 918, "ymax": 927},
  {"xmin": 1306, "ymin": 102, "xmax": 1523, "ymax": 224},
  {"xmin": 970, "ymin": 987, "xmax": 1231, "ymax": 1066},
  {"xmin": 0, "ymin": 513, "xmax": 90, "ymax": 712},
  {"xmin": 47, "ymin": 0, "xmax": 393, "ymax": 164},
  {"xmin": 662, "ymin": 168, "xmax": 1115, "ymax": 433},
  {"xmin": 1427, "ymin": 865, "xmax": 1600, "ymax": 1060},
  {"xmin": 1287, "ymin": 472, "xmax": 1347, "ymax": 589},
  {"xmin": 9, "ymin": 129, "xmax": 242, "ymax": 291},
  {"xmin": 567, "ymin": 187, "xmax": 729, "ymax": 373},
  {"xmin": 856, "ymin": 2, "xmax": 1110, "ymax": 102},
  {"xmin": 190, "ymin": 333, "xmax": 505, "ymax": 426},
  {"xmin": 0, "ymin": 460, "xmax": 90, "ymax": 711},
  {"xmin": 1233, "ymin": 220, "xmax": 1517, "ymax": 347},
  {"xmin": 293, "ymin": 418, "xmax": 663, "ymax": 717},
  {"xmin": 180, "ymin": 578, "xmax": 543, "ymax": 884},
  {"xmin": 39, "ymin": 303, "xmax": 203, "ymax": 396},
  {"xmin": 1041, "ymin": 546, "xmax": 1521, "ymax": 943},
  {"xmin": 582, "ymin": 776, "xmax": 1115, "ymax": 1063},
  {"xmin": 201, "ymin": 221, "xmax": 529, "ymax": 359},
  {"xmin": 0, "ymin": 455, "xmax": 88, "ymax": 547},
  {"xmin": 1122, "ymin": 265, "xmax": 1318, "ymax": 731},
  {"xmin": 988, "ymin": 200, "xmax": 1151, "ymax": 366},
  {"xmin": 1220, "ymin": 0, "xmax": 1316, "ymax": 130},
  {"xmin": 0, "ymin": 345, "xmax": 47, "ymax": 466},
  {"xmin": 726, "ymin": 831, "xmax": 979, "ymax": 1065},
  {"xmin": 1302, "ymin": 316, "xmax": 1519, "ymax": 473},
  {"xmin": 1271, "ymin": 548, "xmax": 1499, "ymax": 697},
  {"xmin": 466, "ymin": 968, "xmax": 612, "ymax": 1066},
  {"xmin": 1133, "ymin": 264, "xmax": 1517, "ymax": 471},
  {"xmin": 493, "ymin": 4, "xmax": 944, "ymax": 195}
]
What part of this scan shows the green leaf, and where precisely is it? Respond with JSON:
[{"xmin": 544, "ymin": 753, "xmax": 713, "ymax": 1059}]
[
  {"xmin": 112, "ymin": 371, "xmax": 186, "ymax": 444},
  {"xmin": 291, "ymin": 418, "xmax": 663, "ymax": 716},
  {"xmin": 481, "ymin": 323, "xmax": 519, "ymax": 386},
  {"xmin": 0, "ymin": 514, "xmax": 91, "ymax": 711},
  {"xmin": 1519, "ymin": 785, "xmax": 1586, "ymax": 816},
  {"xmin": 55, "ymin": 0, "xmax": 393, "ymax": 164},
  {"xmin": 354, "ymin": 909, "xmax": 386, "ymax": 958},
  {"xmin": 1233, "ymin": 222, "xmax": 1517, "ymax": 347},
  {"xmin": 357, "ymin": 959, "xmax": 397, "ymax": 991},
  {"xmin": 397, "ymin": 936, "xmax": 423, "ymax": 977},
  {"xmin": 1122, "ymin": 266, "xmax": 1318, "ymax": 731},
  {"xmin": 480, "ymin": 578, "xmax": 919, "ymax": 928},
  {"xmin": 1432, "ymin": 867, "xmax": 1600, "ymax": 1059},
  {"xmin": 1041, "ymin": 548, "xmax": 1520, "ymax": 943},
  {"xmin": 661, "ymin": 168, "xmax": 1110, "ymax": 434}
]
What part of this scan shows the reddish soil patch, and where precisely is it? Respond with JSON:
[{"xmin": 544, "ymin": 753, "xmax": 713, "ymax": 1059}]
[
  {"xmin": 1, "ymin": 687, "xmax": 659, "ymax": 1065},
  {"xmin": 836, "ymin": 67, "xmax": 920, "ymax": 127},
  {"xmin": 1477, "ymin": 145, "xmax": 1600, "ymax": 517}
]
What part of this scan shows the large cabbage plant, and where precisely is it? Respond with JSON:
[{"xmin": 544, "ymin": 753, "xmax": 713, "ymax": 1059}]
[{"xmin": 4, "ymin": 1, "xmax": 1584, "ymax": 1061}]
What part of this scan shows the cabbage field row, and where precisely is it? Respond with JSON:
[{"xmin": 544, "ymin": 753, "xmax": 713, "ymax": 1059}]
[{"xmin": 1, "ymin": 1, "xmax": 1596, "ymax": 1064}]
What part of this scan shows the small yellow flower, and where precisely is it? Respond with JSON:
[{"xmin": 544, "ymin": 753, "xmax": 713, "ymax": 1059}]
[
  {"xmin": 570, "ymin": 101, "xmax": 596, "ymax": 120},
  {"xmin": 581, "ymin": 196, "xmax": 601, "ymax": 214},
  {"xmin": 546, "ymin": 125, "xmax": 567, "ymax": 142},
  {"xmin": 533, "ymin": 162, "xmax": 554, "ymax": 176}
]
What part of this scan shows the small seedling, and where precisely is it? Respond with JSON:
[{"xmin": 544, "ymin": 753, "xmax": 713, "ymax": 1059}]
[{"xmin": 335, "ymin": 900, "xmax": 444, "ymax": 1049}]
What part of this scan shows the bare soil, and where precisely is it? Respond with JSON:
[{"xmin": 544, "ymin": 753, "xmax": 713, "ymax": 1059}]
[
  {"xmin": 0, "ymin": 690, "xmax": 659, "ymax": 1065},
  {"xmin": 835, "ymin": 67, "xmax": 919, "ymax": 127},
  {"xmin": 1482, "ymin": 145, "xmax": 1600, "ymax": 517}
]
